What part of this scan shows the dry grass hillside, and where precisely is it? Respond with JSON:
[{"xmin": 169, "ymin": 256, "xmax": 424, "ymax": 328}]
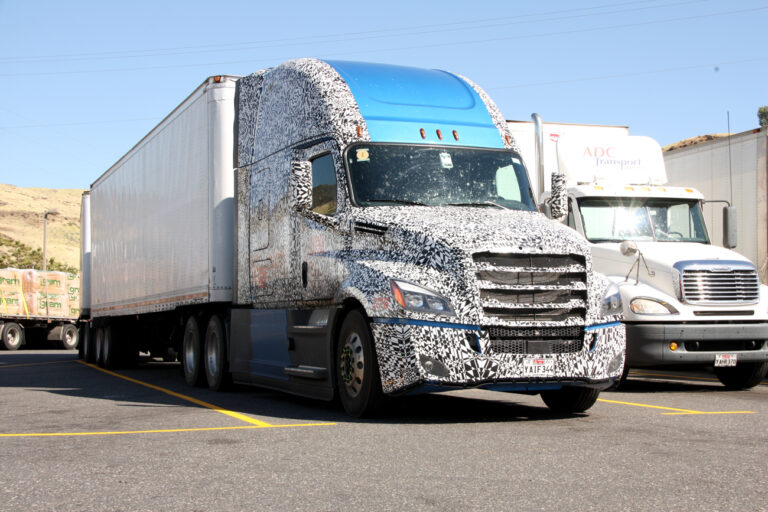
[{"xmin": 0, "ymin": 184, "xmax": 84, "ymax": 271}]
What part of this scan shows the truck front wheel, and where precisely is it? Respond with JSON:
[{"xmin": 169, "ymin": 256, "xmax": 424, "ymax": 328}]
[
  {"xmin": 182, "ymin": 316, "xmax": 206, "ymax": 387},
  {"xmin": 714, "ymin": 361, "xmax": 768, "ymax": 389},
  {"xmin": 336, "ymin": 310, "xmax": 383, "ymax": 418},
  {"xmin": 1, "ymin": 322, "xmax": 24, "ymax": 351},
  {"xmin": 541, "ymin": 387, "xmax": 601, "ymax": 413}
]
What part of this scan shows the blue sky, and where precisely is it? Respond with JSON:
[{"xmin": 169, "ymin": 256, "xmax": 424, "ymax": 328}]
[{"xmin": 1, "ymin": 0, "xmax": 766, "ymax": 190}]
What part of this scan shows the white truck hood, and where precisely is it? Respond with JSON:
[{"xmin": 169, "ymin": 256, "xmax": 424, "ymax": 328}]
[{"xmin": 591, "ymin": 241, "xmax": 754, "ymax": 295}]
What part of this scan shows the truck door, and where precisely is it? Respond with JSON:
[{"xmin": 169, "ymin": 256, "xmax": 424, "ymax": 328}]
[{"xmin": 294, "ymin": 142, "xmax": 346, "ymax": 303}]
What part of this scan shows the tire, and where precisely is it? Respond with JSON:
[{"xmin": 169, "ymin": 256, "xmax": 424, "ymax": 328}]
[
  {"xmin": 541, "ymin": 387, "xmax": 601, "ymax": 413},
  {"xmin": 84, "ymin": 324, "xmax": 97, "ymax": 363},
  {"xmin": 94, "ymin": 327, "xmax": 105, "ymax": 365},
  {"xmin": 714, "ymin": 361, "xmax": 768, "ymax": 389},
  {"xmin": 1, "ymin": 322, "xmax": 24, "ymax": 351},
  {"xmin": 336, "ymin": 310, "xmax": 383, "ymax": 418},
  {"xmin": 182, "ymin": 316, "xmax": 206, "ymax": 387},
  {"xmin": 204, "ymin": 314, "xmax": 231, "ymax": 391},
  {"xmin": 60, "ymin": 324, "xmax": 79, "ymax": 350},
  {"xmin": 101, "ymin": 325, "xmax": 119, "ymax": 369},
  {"xmin": 78, "ymin": 324, "xmax": 89, "ymax": 360}
]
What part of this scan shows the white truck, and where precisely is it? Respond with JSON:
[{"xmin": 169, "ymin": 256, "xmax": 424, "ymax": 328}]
[
  {"xmin": 79, "ymin": 60, "xmax": 626, "ymax": 417},
  {"xmin": 508, "ymin": 117, "xmax": 768, "ymax": 388}
]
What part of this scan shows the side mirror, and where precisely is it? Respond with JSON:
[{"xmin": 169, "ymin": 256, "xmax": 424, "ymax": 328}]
[
  {"xmin": 290, "ymin": 161, "xmax": 312, "ymax": 212},
  {"xmin": 620, "ymin": 240, "xmax": 638, "ymax": 257},
  {"xmin": 723, "ymin": 205, "xmax": 737, "ymax": 248},
  {"xmin": 548, "ymin": 172, "xmax": 568, "ymax": 220}
]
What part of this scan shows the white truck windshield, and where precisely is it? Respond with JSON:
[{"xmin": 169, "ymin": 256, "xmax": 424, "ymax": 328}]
[
  {"xmin": 345, "ymin": 144, "xmax": 537, "ymax": 211},
  {"xmin": 578, "ymin": 197, "xmax": 710, "ymax": 243}
]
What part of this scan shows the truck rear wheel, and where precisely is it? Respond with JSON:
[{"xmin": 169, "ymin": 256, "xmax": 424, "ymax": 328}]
[
  {"xmin": 541, "ymin": 387, "xmax": 600, "ymax": 413},
  {"xmin": 182, "ymin": 316, "xmax": 206, "ymax": 387},
  {"xmin": 336, "ymin": 310, "xmax": 383, "ymax": 418},
  {"xmin": 714, "ymin": 361, "xmax": 768, "ymax": 389},
  {"xmin": 1, "ymin": 322, "xmax": 24, "ymax": 351},
  {"xmin": 204, "ymin": 314, "xmax": 231, "ymax": 391},
  {"xmin": 60, "ymin": 324, "xmax": 79, "ymax": 350},
  {"xmin": 101, "ymin": 325, "xmax": 119, "ymax": 369}
]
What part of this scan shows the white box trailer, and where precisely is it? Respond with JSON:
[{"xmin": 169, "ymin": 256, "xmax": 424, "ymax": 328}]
[
  {"xmin": 664, "ymin": 127, "xmax": 768, "ymax": 283},
  {"xmin": 84, "ymin": 76, "xmax": 237, "ymax": 318}
]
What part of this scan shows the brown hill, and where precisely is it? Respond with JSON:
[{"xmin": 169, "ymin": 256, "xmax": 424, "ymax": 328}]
[
  {"xmin": 0, "ymin": 184, "xmax": 84, "ymax": 270},
  {"xmin": 663, "ymin": 133, "xmax": 729, "ymax": 152}
]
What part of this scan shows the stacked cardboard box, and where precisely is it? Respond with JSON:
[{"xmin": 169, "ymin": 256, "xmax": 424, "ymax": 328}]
[{"xmin": 0, "ymin": 269, "xmax": 80, "ymax": 320}]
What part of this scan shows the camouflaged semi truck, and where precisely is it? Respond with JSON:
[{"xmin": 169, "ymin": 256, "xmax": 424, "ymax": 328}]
[{"xmin": 80, "ymin": 59, "xmax": 625, "ymax": 417}]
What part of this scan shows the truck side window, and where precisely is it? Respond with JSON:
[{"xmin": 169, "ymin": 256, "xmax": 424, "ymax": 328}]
[
  {"xmin": 310, "ymin": 153, "xmax": 337, "ymax": 215},
  {"xmin": 566, "ymin": 202, "xmax": 576, "ymax": 229}
]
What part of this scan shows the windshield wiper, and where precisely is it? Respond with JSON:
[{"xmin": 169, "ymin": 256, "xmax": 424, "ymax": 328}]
[
  {"xmin": 365, "ymin": 198, "xmax": 427, "ymax": 206},
  {"xmin": 445, "ymin": 201, "xmax": 509, "ymax": 210}
]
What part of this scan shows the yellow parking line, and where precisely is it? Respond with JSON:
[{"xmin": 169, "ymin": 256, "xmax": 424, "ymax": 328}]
[
  {"xmin": 0, "ymin": 360, "xmax": 77, "ymax": 369},
  {"xmin": 598, "ymin": 398, "xmax": 755, "ymax": 415},
  {"xmin": 0, "ymin": 422, "xmax": 337, "ymax": 438},
  {"xmin": 77, "ymin": 360, "xmax": 274, "ymax": 427},
  {"xmin": 598, "ymin": 398, "xmax": 700, "ymax": 413},
  {"xmin": 662, "ymin": 411, "xmax": 755, "ymax": 415}
]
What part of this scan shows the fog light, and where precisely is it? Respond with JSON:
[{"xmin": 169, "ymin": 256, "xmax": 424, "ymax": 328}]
[
  {"xmin": 669, "ymin": 342, "xmax": 679, "ymax": 351},
  {"xmin": 419, "ymin": 355, "xmax": 450, "ymax": 377}
]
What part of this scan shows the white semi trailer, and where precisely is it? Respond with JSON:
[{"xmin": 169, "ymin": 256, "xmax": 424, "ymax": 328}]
[{"xmin": 508, "ymin": 117, "xmax": 768, "ymax": 388}]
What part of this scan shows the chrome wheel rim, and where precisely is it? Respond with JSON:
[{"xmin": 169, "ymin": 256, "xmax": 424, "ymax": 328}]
[{"xmin": 340, "ymin": 333, "xmax": 364, "ymax": 398}]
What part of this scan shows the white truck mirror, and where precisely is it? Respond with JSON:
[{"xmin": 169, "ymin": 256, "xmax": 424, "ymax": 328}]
[
  {"xmin": 290, "ymin": 161, "xmax": 313, "ymax": 212},
  {"xmin": 620, "ymin": 241, "xmax": 638, "ymax": 257},
  {"xmin": 549, "ymin": 172, "xmax": 568, "ymax": 220},
  {"xmin": 723, "ymin": 206, "xmax": 737, "ymax": 248}
]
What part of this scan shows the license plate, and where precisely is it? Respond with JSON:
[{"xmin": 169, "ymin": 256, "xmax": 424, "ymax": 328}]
[
  {"xmin": 715, "ymin": 353, "xmax": 737, "ymax": 367},
  {"xmin": 523, "ymin": 357, "xmax": 555, "ymax": 376}
]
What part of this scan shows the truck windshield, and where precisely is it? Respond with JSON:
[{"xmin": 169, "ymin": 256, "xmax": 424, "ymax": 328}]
[
  {"xmin": 345, "ymin": 144, "xmax": 536, "ymax": 211},
  {"xmin": 578, "ymin": 197, "xmax": 710, "ymax": 243}
]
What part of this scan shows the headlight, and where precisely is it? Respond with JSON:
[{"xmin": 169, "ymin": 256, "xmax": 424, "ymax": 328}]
[
  {"xmin": 630, "ymin": 297, "xmax": 678, "ymax": 315},
  {"xmin": 600, "ymin": 283, "xmax": 623, "ymax": 316},
  {"xmin": 390, "ymin": 280, "xmax": 455, "ymax": 316}
]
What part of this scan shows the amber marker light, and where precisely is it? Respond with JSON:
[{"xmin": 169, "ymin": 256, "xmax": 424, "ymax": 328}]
[
  {"xmin": 669, "ymin": 342, "xmax": 679, "ymax": 351},
  {"xmin": 420, "ymin": 128, "xmax": 426, "ymax": 139},
  {"xmin": 453, "ymin": 130, "xmax": 459, "ymax": 141},
  {"xmin": 390, "ymin": 281, "xmax": 406, "ymax": 309},
  {"xmin": 505, "ymin": 135, "xmax": 512, "ymax": 145},
  {"xmin": 436, "ymin": 129, "xmax": 443, "ymax": 140},
  {"xmin": 213, "ymin": 76, "xmax": 222, "ymax": 83},
  {"xmin": 685, "ymin": 188, "xmax": 694, "ymax": 193}
]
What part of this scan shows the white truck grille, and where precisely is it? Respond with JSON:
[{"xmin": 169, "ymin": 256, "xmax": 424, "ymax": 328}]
[{"xmin": 679, "ymin": 261, "xmax": 760, "ymax": 304}]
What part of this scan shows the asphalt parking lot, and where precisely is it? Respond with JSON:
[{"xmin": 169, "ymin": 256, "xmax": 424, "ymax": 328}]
[{"xmin": 1, "ymin": 350, "xmax": 766, "ymax": 511}]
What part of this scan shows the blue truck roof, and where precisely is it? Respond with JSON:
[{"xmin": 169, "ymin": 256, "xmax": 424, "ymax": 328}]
[{"xmin": 325, "ymin": 60, "xmax": 504, "ymax": 148}]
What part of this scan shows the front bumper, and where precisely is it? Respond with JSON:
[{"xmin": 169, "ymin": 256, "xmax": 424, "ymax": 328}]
[
  {"xmin": 370, "ymin": 319, "xmax": 626, "ymax": 394},
  {"xmin": 625, "ymin": 322, "xmax": 768, "ymax": 366}
]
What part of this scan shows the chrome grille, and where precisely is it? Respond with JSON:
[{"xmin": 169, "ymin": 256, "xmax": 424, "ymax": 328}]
[{"xmin": 681, "ymin": 264, "xmax": 760, "ymax": 304}]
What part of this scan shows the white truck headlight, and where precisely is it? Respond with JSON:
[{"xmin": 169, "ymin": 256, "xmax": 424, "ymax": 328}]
[
  {"xmin": 630, "ymin": 297, "xmax": 678, "ymax": 315},
  {"xmin": 390, "ymin": 280, "xmax": 455, "ymax": 316},
  {"xmin": 600, "ymin": 283, "xmax": 623, "ymax": 316}
]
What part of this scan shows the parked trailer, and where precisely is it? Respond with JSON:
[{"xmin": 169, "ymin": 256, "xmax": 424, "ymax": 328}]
[
  {"xmin": 0, "ymin": 268, "xmax": 80, "ymax": 350},
  {"xmin": 509, "ymin": 117, "xmax": 768, "ymax": 389},
  {"xmin": 80, "ymin": 60, "xmax": 625, "ymax": 417},
  {"xmin": 664, "ymin": 127, "xmax": 768, "ymax": 283}
]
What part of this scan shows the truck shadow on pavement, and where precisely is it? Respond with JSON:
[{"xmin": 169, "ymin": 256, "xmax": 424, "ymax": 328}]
[{"xmin": 0, "ymin": 352, "xmax": 587, "ymax": 426}]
